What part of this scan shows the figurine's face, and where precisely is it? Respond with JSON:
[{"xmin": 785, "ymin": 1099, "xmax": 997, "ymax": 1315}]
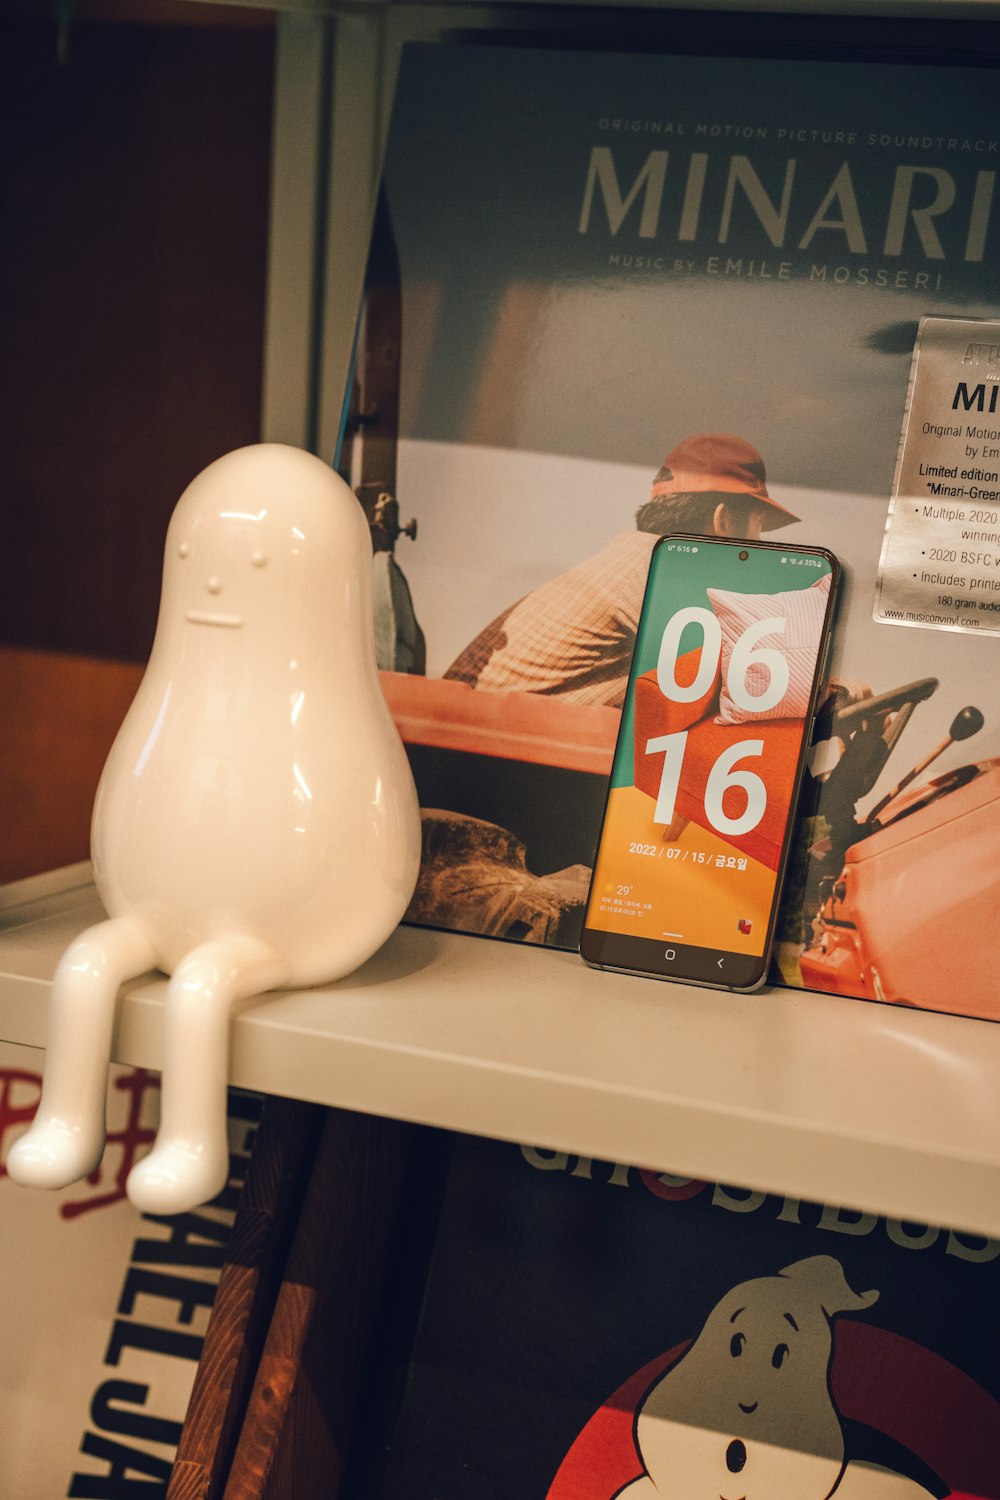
[
  {"xmin": 155, "ymin": 444, "xmax": 371, "ymax": 656},
  {"xmin": 172, "ymin": 504, "xmax": 277, "ymax": 636}
]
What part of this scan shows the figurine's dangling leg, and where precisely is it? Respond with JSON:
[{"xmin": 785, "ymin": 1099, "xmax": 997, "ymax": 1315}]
[
  {"xmin": 126, "ymin": 936, "xmax": 287, "ymax": 1216},
  {"xmin": 7, "ymin": 917, "xmax": 158, "ymax": 1190}
]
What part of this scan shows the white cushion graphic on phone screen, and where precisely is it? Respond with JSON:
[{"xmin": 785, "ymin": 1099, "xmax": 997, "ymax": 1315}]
[{"xmin": 707, "ymin": 573, "xmax": 830, "ymax": 725}]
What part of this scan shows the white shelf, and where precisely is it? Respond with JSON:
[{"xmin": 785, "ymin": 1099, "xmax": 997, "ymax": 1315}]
[{"xmin": 3, "ymin": 865, "xmax": 999, "ymax": 1239}]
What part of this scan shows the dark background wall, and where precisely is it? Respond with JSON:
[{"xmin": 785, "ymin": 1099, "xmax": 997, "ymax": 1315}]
[{"xmin": 0, "ymin": 2, "xmax": 276, "ymax": 878}]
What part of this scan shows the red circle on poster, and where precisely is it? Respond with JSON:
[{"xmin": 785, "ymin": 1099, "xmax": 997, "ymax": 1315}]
[{"xmin": 546, "ymin": 1324, "xmax": 1000, "ymax": 1500}]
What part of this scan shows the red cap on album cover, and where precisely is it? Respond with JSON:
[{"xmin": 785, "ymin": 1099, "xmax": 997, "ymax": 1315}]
[{"xmin": 652, "ymin": 433, "xmax": 800, "ymax": 529}]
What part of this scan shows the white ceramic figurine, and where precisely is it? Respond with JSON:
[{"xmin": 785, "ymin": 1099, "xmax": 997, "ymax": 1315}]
[{"xmin": 9, "ymin": 444, "xmax": 421, "ymax": 1214}]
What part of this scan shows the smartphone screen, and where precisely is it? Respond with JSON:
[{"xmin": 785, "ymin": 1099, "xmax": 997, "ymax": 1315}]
[{"xmin": 580, "ymin": 535, "xmax": 839, "ymax": 991}]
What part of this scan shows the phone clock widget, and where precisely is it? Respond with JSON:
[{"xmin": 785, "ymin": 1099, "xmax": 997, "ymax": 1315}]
[{"xmin": 580, "ymin": 534, "xmax": 839, "ymax": 993}]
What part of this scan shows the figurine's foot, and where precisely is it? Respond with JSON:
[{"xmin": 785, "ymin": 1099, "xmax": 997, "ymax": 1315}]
[
  {"xmin": 126, "ymin": 1140, "xmax": 229, "ymax": 1216},
  {"xmin": 6, "ymin": 1119, "xmax": 104, "ymax": 1190}
]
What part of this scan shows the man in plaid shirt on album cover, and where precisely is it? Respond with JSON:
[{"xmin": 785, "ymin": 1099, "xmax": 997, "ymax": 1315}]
[{"xmin": 444, "ymin": 433, "xmax": 798, "ymax": 708}]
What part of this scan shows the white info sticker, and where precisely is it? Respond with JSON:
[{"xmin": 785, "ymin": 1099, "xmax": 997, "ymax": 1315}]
[{"xmin": 875, "ymin": 315, "xmax": 1000, "ymax": 637}]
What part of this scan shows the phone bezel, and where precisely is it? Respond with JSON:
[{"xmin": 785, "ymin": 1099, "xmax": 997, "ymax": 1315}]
[{"xmin": 578, "ymin": 533, "xmax": 841, "ymax": 993}]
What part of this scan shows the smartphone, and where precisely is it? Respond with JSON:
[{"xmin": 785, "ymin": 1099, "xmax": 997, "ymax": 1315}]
[{"xmin": 579, "ymin": 535, "xmax": 840, "ymax": 991}]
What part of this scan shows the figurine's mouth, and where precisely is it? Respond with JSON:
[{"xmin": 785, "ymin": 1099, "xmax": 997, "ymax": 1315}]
[{"xmin": 185, "ymin": 610, "xmax": 244, "ymax": 629}]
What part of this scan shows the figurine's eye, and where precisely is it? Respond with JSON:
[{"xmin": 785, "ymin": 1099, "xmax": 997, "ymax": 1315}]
[
  {"xmin": 730, "ymin": 1332, "xmax": 746, "ymax": 1358},
  {"xmin": 772, "ymin": 1343, "xmax": 790, "ymax": 1369},
  {"xmin": 178, "ymin": 542, "xmax": 191, "ymax": 559},
  {"xmin": 251, "ymin": 550, "xmax": 268, "ymax": 568}
]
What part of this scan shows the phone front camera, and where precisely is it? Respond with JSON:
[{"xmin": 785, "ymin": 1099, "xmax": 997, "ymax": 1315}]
[{"xmin": 739, "ymin": 549, "xmax": 749, "ymax": 560}]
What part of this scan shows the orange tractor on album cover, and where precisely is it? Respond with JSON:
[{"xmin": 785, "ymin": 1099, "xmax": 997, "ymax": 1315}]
[
  {"xmin": 786, "ymin": 676, "xmax": 997, "ymax": 1018},
  {"xmin": 616, "ymin": 628, "xmax": 998, "ymax": 1017}
]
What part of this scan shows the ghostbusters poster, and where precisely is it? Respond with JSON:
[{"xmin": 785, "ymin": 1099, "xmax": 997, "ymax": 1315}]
[{"xmin": 342, "ymin": 1135, "xmax": 1000, "ymax": 1500}]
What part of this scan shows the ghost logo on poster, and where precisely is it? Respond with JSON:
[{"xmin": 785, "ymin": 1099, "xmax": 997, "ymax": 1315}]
[{"xmin": 547, "ymin": 1254, "xmax": 998, "ymax": 1500}]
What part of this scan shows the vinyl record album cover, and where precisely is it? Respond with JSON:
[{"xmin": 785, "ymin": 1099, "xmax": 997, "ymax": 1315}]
[{"xmin": 345, "ymin": 38, "xmax": 1000, "ymax": 1019}]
